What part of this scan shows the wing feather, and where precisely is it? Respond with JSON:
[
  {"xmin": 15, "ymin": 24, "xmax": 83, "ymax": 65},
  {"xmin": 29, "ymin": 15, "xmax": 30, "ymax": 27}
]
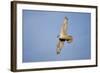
[
  {"xmin": 56, "ymin": 40, "xmax": 64, "ymax": 54},
  {"xmin": 60, "ymin": 17, "xmax": 68, "ymax": 35}
]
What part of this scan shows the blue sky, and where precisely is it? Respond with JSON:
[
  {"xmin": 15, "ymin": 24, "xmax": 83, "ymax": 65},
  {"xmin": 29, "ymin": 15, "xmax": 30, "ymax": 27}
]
[{"xmin": 22, "ymin": 10, "xmax": 91, "ymax": 63}]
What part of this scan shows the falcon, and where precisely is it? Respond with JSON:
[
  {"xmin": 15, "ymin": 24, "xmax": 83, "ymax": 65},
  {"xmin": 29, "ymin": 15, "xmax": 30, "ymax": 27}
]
[{"xmin": 56, "ymin": 16, "xmax": 73, "ymax": 54}]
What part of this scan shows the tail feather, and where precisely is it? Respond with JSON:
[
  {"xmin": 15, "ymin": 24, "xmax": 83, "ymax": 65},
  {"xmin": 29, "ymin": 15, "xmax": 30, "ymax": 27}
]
[{"xmin": 66, "ymin": 35, "xmax": 73, "ymax": 43}]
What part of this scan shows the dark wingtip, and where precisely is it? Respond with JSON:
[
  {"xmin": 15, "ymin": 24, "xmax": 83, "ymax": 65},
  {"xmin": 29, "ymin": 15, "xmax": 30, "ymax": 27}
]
[
  {"xmin": 57, "ymin": 51, "xmax": 60, "ymax": 55},
  {"xmin": 64, "ymin": 16, "xmax": 68, "ymax": 20}
]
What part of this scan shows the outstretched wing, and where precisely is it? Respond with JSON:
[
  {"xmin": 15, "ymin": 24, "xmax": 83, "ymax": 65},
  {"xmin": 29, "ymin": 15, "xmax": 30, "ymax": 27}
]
[
  {"xmin": 56, "ymin": 40, "xmax": 64, "ymax": 54},
  {"xmin": 60, "ymin": 16, "xmax": 68, "ymax": 35}
]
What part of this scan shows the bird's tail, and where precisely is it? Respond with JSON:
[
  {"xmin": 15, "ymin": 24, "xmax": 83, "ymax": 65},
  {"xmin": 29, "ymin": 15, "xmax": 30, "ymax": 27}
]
[{"xmin": 67, "ymin": 35, "xmax": 73, "ymax": 43}]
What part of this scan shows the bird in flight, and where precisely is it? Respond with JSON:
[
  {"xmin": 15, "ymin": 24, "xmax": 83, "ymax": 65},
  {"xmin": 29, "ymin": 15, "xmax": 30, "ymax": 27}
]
[{"xmin": 56, "ymin": 16, "xmax": 73, "ymax": 55}]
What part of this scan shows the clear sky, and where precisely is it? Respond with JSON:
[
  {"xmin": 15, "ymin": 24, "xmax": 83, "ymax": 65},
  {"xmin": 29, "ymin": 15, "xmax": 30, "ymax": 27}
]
[{"xmin": 22, "ymin": 10, "xmax": 91, "ymax": 63}]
